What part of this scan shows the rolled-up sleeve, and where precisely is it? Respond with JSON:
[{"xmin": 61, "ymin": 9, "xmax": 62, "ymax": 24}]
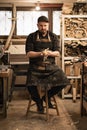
[{"xmin": 25, "ymin": 33, "xmax": 34, "ymax": 54}]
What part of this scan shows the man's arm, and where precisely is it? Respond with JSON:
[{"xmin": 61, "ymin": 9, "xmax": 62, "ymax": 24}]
[
  {"xmin": 26, "ymin": 51, "xmax": 43, "ymax": 58},
  {"xmin": 26, "ymin": 33, "xmax": 44, "ymax": 58},
  {"xmin": 42, "ymin": 49, "xmax": 60, "ymax": 57}
]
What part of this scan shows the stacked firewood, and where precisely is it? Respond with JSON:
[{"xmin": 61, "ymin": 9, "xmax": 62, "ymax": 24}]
[
  {"xmin": 64, "ymin": 40, "xmax": 87, "ymax": 56},
  {"xmin": 64, "ymin": 17, "xmax": 87, "ymax": 56},
  {"xmin": 62, "ymin": 3, "xmax": 87, "ymax": 15},
  {"xmin": 64, "ymin": 18, "xmax": 87, "ymax": 38},
  {"xmin": 72, "ymin": 3, "xmax": 87, "ymax": 15}
]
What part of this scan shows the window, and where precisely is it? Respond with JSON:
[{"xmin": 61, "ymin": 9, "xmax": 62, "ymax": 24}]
[
  {"xmin": 53, "ymin": 11, "xmax": 61, "ymax": 35},
  {"xmin": 0, "ymin": 9, "xmax": 61, "ymax": 36},
  {"xmin": 17, "ymin": 11, "xmax": 48, "ymax": 35},
  {"xmin": 0, "ymin": 11, "xmax": 12, "ymax": 35}
]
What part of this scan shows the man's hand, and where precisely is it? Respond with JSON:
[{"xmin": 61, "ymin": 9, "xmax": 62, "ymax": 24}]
[
  {"xmin": 42, "ymin": 48, "xmax": 59, "ymax": 57},
  {"xmin": 42, "ymin": 48, "xmax": 49, "ymax": 56}
]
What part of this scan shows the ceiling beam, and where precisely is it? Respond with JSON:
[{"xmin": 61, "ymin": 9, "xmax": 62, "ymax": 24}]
[
  {"xmin": 0, "ymin": 0, "xmax": 78, "ymax": 4},
  {"xmin": 0, "ymin": 0, "xmax": 86, "ymax": 7}
]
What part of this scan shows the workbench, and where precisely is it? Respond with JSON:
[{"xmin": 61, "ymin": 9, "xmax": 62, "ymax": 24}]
[
  {"xmin": 0, "ymin": 69, "xmax": 11, "ymax": 118},
  {"xmin": 9, "ymin": 62, "xmax": 29, "ymax": 101}
]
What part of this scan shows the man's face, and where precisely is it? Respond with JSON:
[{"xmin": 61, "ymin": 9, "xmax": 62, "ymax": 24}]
[{"xmin": 37, "ymin": 22, "xmax": 49, "ymax": 35}]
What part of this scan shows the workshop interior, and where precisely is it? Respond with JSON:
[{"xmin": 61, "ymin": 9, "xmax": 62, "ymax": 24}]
[{"xmin": 0, "ymin": 0, "xmax": 87, "ymax": 130}]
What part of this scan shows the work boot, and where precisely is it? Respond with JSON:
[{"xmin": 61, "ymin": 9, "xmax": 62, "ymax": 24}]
[
  {"xmin": 36, "ymin": 99, "xmax": 44, "ymax": 114},
  {"xmin": 48, "ymin": 102, "xmax": 54, "ymax": 108},
  {"xmin": 42, "ymin": 96, "xmax": 54, "ymax": 109}
]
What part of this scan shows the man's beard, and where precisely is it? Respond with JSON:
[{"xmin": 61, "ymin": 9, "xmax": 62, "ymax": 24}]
[{"xmin": 40, "ymin": 30, "xmax": 47, "ymax": 35}]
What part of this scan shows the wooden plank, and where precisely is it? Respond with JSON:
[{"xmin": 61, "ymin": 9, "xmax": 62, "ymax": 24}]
[{"xmin": 9, "ymin": 54, "xmax": 29, "ymax": 63}]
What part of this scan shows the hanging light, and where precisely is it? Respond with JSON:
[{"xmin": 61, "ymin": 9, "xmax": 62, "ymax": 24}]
[{"xmin": 35, "ymin": 1, "xmax": 40, "ymax": 11}]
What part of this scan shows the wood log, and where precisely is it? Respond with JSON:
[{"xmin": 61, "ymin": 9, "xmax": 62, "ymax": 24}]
[{"xmin": 4, "ymin": 4, "xmax": 16, "ymax": 50}]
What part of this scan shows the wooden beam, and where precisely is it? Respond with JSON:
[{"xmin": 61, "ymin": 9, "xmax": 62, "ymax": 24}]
[
  {"xmin": 40, "ymin": 3, "xmax": 63, "ymax": 8},
  {"xmin": 0, "ymin": 0, "xmax": 78, "ymax": 4}
]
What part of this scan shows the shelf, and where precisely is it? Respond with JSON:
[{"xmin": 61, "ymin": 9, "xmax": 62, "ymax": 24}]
[
  {"xmin": 0, "ymin": 38, "xmax": 26, "ymax": 42},
  {"xmin": 67, "ymin": 75, "xmax": 81, "ymax": 79},
  {"xmin": 64, "ymin": 94, "xmax": 80, "ymax": 98},
  {"xmin": 63, "ymin": 38, "xmax": 87, "ymax": 40},
  {"xmin": 64, "ymin": 56, "xmax": 79, "ymax": 60},
  {"xmin": 62, "ymin": 14, "xmax": 87, "ymax": 18},
  {"xmin": 61, "ymin": 14, "xmax": 87, "ymax": 100}
]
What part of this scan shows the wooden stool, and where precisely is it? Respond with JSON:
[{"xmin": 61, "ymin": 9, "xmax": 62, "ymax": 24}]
[{"xmin": 26, "ymin": 85, "xmax": 59, "ymax": 121}]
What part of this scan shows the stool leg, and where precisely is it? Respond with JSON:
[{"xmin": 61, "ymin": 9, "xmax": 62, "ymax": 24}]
[
  {"xmin": 26, "ymin": 96, "xmax": 32, "ymax": 117},
  {"xmin": 53, "ymin": 96, "xmax": 59, "ymax": 116},
  {"xmin": 45, "ymin": 88, "xmax": 49, "ymax": 121},
  {"xmin": 9, "ymin": 73, "xmax": 16, "ymax": 102}
]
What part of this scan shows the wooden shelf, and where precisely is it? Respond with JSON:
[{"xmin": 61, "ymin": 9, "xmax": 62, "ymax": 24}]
[
  {"xmin": 67, "ymin": 75, "xmax": 81, "ymax": 79},
  {"xmin": 64, "ymin": 94, "xmax": 80, "ymax": 98},
  {"xmin": 61, "ymin": 14, "xmax": 87, "ymax": 100}
]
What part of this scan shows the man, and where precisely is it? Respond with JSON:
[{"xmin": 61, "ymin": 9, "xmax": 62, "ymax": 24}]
[{"xmin": 25, "ymin": 16, "xmax": 69, "ymax": 113}]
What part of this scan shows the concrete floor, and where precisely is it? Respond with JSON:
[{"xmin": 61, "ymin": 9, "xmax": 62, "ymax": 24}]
[
  {"xmin": 63, "ymin": 99, "xmax": 87, "ymax": 130},
  {"xmin": 0, "ymin": 90, "xmax": 87, "ymax": 130}
]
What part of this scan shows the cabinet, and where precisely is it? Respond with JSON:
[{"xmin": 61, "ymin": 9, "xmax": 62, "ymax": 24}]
[
  {"xmin": 81, "ymin": 61, "xmax": 87, "ymax": 116},
  {"xmin": 61, "ymin": 15, "xmax": 87, "ymax": 101}
]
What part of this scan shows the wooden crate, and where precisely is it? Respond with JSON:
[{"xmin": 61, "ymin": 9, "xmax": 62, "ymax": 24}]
[{"xmin": 65, "ymin": 63, "xmax": 81, "ymax": 76}]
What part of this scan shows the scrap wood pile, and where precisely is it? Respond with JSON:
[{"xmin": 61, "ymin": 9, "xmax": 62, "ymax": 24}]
[
  {"xmin": 64, "ymin": 17, "xmax": 87, "ymax": 56},
  {"xmin": 62, "ymin": 3, "xmax": 87, "ymax": 15},
  {"xmin": 64, "ymin": 40, "xmax": 87, "ymax": 56}
]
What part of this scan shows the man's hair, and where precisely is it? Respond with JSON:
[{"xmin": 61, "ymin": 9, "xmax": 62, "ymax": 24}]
[{"xmin": 38, "ymin": 16, "xmax": 49, "ymax": 23}]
